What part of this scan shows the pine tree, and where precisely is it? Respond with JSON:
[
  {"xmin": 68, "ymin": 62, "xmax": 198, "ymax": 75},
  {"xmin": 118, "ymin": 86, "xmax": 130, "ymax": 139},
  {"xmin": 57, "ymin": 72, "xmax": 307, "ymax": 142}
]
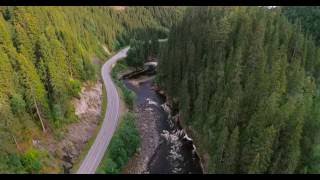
[
  {"xmin": 220, "ymin": 127, "xmax": 240, "ymax": 173},
  {"xmin": 158, "ymin": 6, "xmax": 320, "ymax": 173}
]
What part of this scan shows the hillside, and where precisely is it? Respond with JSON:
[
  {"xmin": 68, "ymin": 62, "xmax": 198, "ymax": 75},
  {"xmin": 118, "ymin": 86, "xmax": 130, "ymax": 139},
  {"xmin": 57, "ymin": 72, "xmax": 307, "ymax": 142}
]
[
  {"xmin": 0, "ymin": 6, "xmax": 183, "ymax": 173},
  {"xmin": 157, "ymin": 6, "xmax": 320, "ymax": 173}
]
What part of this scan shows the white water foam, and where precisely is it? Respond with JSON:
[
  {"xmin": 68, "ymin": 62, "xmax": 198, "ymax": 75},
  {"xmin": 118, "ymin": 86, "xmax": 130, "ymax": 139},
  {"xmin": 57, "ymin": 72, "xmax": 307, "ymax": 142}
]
[
  {"xmin": 146, "ymin": 98, "xmax": 158, "ymax": 106},
  {"xmin": 160, "ymin": 129, "xmax": 185, "ymax": 173},
  {"xmin": 183, "ymin": 134, "xmax": 193, "ymax": 142}
]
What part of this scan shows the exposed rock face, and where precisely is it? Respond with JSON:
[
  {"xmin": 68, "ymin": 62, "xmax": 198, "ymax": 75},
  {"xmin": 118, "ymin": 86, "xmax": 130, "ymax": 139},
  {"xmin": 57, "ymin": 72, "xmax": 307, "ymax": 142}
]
[
  {"xmin": 37, "ymin": 81, "xmax": 103, "ymax": 173},
  {"xmin": 58, "ymin": 82, "xmax": 103, "ymax": 171},
  {"xmin": 74, "ymin": 82, "xmax": 103, "ymax": 118}
]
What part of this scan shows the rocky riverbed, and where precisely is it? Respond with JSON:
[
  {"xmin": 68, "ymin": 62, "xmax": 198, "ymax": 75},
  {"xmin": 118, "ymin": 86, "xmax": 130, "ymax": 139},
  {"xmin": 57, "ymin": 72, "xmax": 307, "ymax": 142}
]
[
  {"xmin": 122, "ymin": 77, "xmax": 161, "ymax": 173},
  {"xmin": 122, "ymin": 75, "xmax": 203, "ymax": 174}
]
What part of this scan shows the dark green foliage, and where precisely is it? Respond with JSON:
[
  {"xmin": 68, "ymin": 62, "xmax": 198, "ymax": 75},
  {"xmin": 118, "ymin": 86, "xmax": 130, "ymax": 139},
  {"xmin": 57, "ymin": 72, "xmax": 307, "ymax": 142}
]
[
  {"xmin": 122, "ymin": 88, "xmax": 135, "ymax": 110},
  {"xmin": 68, "ymin": 79, "xmax": 82, "ymax": 98},
  {"xmin": 20, "ymin": 149, "xmax": 43, "ymax": 174},
  {"xmin": 126, "ymin": 39, "xmax": 146, "ymax": 69},
  {"xmin": 10, "ymin": 94, "xmax": 26, "ymax": 115},
  {"xmin": 1, "ymin": 149, "xmax": 44, "ymax": 174},
  {"xmin": 111, "ymin": 60, "xmax": 136, "ymax": 110},
  {"xmin": 6, "ymin": 154, "xmax": 25, "ymax": 173},
  {"xmin": 99, "ymin": 157, "xmax": 118, "ymax": 174},
  {"xmin": 281, "ymin": 6, "xmax": 320, "ymax": 174},
  {"xmin": 158, "ymin": 6, "xmax": 320, "ymax": 173},
  {"xmin": 98, "ymin": 113, "xmax": 140, "ymax": 174},
  {"xmin": 1, "ymin": 154, "xmax": 26, "ymax": 173},
  {"xmin": 125, "ymin": 36, "xmax": 162, "ymax": 69},
  {"xmin": 82, "ymin": 58, "xmax": 96, "ymax": 81},
  {"xmin": 282, "ymin": 6, "xmax": 320, "ymax": 46},
  {"xmin": 125, "ymin": 37, "xmax": 162, "ymax": 71}
]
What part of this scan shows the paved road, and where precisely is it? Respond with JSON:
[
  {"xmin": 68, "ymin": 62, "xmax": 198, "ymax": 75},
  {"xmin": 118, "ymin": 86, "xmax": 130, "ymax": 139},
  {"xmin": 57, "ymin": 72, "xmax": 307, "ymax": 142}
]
[{"xmin": 77, "ymin": 47, "xmax": 130, "ymax": 174}]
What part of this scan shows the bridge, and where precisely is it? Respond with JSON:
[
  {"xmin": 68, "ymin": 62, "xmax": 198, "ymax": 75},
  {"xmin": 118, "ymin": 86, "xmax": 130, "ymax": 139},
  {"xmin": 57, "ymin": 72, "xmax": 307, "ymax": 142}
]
[{"xmin": 122, "ymin": 62, "xmax": 158, "ymax": 80}]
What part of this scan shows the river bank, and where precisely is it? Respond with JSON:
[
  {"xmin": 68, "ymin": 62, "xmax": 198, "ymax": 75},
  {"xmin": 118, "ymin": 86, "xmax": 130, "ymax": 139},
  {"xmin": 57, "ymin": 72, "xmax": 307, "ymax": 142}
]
[
  {"xmin": 153, "ymin": 87, "xmax": 208, "ymax": 173},
  {"xmin": 122, "ymin": 76, "xmax": 162, "ymax": 173},
  {"xmin": 122, "ymin": 74, "xmax": 203, "ymax": 174}
]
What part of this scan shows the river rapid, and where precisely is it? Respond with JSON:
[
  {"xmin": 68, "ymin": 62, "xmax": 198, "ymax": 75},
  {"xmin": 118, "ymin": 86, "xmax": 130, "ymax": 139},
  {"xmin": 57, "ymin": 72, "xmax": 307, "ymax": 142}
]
[{"xmin": 123, "ymin": 76, "xmax": 203, "ymax": 174}]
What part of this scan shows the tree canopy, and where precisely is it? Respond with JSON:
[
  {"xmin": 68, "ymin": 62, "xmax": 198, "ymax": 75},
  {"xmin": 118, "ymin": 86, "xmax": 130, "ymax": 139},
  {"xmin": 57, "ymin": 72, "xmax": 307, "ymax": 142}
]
[
  {"xmin": 158, "ymin": 6, "xmax": 320, "ymax": 174},
  {"xmin": 0, "ymin": 6, "xmax": 183, "ymax": 173}
]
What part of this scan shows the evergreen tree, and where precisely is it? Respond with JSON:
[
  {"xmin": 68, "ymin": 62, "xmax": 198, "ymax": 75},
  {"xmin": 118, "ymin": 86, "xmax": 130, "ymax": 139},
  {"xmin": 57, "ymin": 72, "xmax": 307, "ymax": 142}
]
[{"xmin": 158, "ymin": 6, "xmax": 320, "ymax": 173}]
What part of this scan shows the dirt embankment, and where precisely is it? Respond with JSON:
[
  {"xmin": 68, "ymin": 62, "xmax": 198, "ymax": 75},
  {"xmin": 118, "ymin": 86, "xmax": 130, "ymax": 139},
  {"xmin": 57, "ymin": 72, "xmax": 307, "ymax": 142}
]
[
  {"xmin": 59, "ymin": 82, "xmax": 103, "ymax": 171},
  {"xmin": 35, "ymin": 81, "xmax": 103, "ymax": 173}
]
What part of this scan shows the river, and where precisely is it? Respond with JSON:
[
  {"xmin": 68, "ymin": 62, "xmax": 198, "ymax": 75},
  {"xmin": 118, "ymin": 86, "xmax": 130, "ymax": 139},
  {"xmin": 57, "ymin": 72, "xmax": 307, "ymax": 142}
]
[{"xmin": 123, "ymin": 75, "xmax": 203, "ymax": 174}]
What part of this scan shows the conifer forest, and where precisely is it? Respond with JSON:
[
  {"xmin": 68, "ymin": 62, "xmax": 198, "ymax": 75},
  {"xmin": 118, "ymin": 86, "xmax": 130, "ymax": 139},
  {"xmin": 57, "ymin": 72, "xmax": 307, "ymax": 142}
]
[{"xmin": 1, "ymin": 6, "xmax": 320, "ymax": 174}]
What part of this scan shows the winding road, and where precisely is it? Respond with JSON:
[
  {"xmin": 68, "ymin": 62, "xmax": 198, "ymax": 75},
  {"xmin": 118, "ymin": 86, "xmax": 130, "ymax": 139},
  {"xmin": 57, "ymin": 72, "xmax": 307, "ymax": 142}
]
[{"xmin": 77, "ymin": 47, "xmax": 130, "ymax": 174}]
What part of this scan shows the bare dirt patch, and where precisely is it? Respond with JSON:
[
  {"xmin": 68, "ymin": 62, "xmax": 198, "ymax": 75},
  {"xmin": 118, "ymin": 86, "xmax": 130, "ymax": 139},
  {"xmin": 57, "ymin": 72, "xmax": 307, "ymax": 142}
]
[{"xmin": 60, "ymin": 82, "xmax": 103, "ymax": 169}]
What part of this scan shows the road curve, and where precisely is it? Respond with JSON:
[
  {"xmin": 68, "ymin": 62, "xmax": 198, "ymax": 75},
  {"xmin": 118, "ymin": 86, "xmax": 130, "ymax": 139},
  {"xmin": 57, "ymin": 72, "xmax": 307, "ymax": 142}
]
[{"xmin": 77, "ymin": 47, "xmax": 130, "ymax": 174}]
